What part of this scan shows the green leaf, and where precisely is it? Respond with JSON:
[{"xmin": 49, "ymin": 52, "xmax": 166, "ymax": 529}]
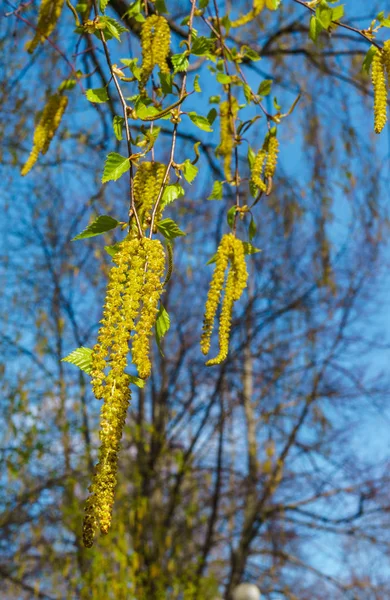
[
  {"xmin": 243, "ymin": 242, "xmax": 261, "ymax": 255},
  {"xmin": 171, "ymin": 53, "xmax": 189, "ymax": 73},
  {"xmin": 216, "ymin": 73, "xmax": 232, "ymax": 85},
  {"xmin": 99, "ymin": 0, "xmax": 110, "ymax": 12},
  {"xmin": 331, "ymin": 4, "xmax": 344, "ymax": 21},
  {"xmin": 86, "ymin": 87, "xmax": 109, "ymax": 103},
  {"xmin": 159, "ymin": 71, "xmax": 173, "ymax": 94},
  {"xmin": 209, "ymin": 95, "xmax": 221, "ymax": 104},
  {"xmin": 162, "ymin": 183, "xmax": 185, "ymax": 205},
  {"xmin": 258, "ymin": 79, "xmax": 272, "ymax": 96},
  {"xmin": 154, "ymin": 0, "xmax": 168, "ymax": 13},
  {"xmin": 105, "ymin": 242, "xmax": 122, "ymax": 257},
  {"xmin": 62, "ymin": 347, "xmax": 93, "ymax": 374},
  {"xmin": 182, "ymin": 160, "xmax": 198, "ymax": 183},
  {"xmin": 129, "ymin": 375, "xmax": 146, "ymax": 388},
  {"xmin": 123, "ymin": 0, "xmax": 145, "ymax": 22},
  {"xmin": 247, "ymin": 147, "xmax": 256, "ymax": 170},
  {"xmin": 72, "ymin": 215, "xmax": 120, "ymax": 241},
  {"xmin": 243, "ymin": 84, "xmax": 252, "ymax": 104},
  {"xmin": 362, "ymin": 45, "xmax": 377, "ymax": 74},
  {"xmin": 188, "ymin": 112, "xmax": 213, "ymax": 132},
  {"xmin": 193, "ymin": 74, "xmax": 201, "ymax": 93},
  {"xmin": 121, "ymin": 57, "xmax": 141, "ymax": 81},
  {"xmin": 102, "ymin": 153, "xmax": 130, "ymax": 182},
  {"xmin": 192, "ymin": 36, "xmax": 214, "ymax": 56},
  {"xmin": 206, "ymin": 253, "xmax": 217, "ymax": 265},
  {"xmin": 316, "ymin": 5, "xmax": 332, "ymax": 28},
  {"xmin": 155, "ymin": 304, "xmax": 170, "ymax": 355},
  {"xmin": 208, "ymin": 180, "xmax": 223, "ymax": 200},
  {"xmin": 309, "ymin": 15, "xmax": 324, "ymax": 43},
  {"xmin": 241, "ymin": 45, "xmax": 261, "ymax": 62},
  {"xmin": 157, "ymin": 218, "xmax": 186, "ymax": 240},
  {"xmin": 249, "ymin": 216, "xmax": 257, "ymax": 241},
  {"xmin": 113, "ymin": 115, "xmax": 124, "ymax": 141},
  {"xmin": 227, "ymin": 206, "xmax": 236, "ymax": 229},
  {"xmin": 207, "ymin": 107, "xmax": 218, "ymax": 125},
  {"xmin": 99, "ymin": 16, "xmax": 127, "ymax": 41}
]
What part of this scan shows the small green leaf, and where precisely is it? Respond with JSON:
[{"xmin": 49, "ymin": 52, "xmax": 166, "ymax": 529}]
[
  {"xmin": 207, "ymin": 107, "xmax": 218, "ymax": 125},
  {"xmin": 62, "ymin": 347, "xmax": 93, "ymax": 374},
  {"xmin": 102, "ymin": 153, "xmax": 130, "ymax": 182},
  {"xmin": 99, "ymin": 0, "xmax": 110, "ymax": 12},
  {"xmin": 171, "ymin": 53, "xmax": 189, "ymax": 73},
  {"xmin": 258, "ymin": 79, "xmax": 272, "ymax": 97},
  {"xmin": 188, "ymin": 112, "xmax": 213, "ymax": 132},
  {"xmin": 209, "ymin": 95, "xmax": 221, "ymax": 104},
  {"xmin": 241, "ymin": 45, "xmax": 261, "ymax": 62},
  {"xmin": 206, "ymin": 253, "xmax": 217, "ymax": 265},
  {"xmin": 157, "ymin": 219, "xmax": 186, "ymax": 240},
  {"xmin": 129, "ymin": 375, "xmax": 146, "ymax": 388},
  {"xmin": 192, "ymin": 36, "xmax": 214, "ymax": 56},
  {"xmin": 86, "ymin": 87, "xmax": 109, "ymax": 103},
  {"xmin": 243, "ymin": 84, "xmax": 252, "ymax": 104},
  {"xmin": 72, "ymin": 215, "xmax": 120, "ymax": 241},
  {"xmin": 316, "ymin": 5, "xmax": 332, "ymax": 29},
  {"xmin": 208, "ymin": 180, "xmax": 223, "ymax": 200},
  {"xmin": 155, "ymin": 303, "xmax": 171, "ymax": 355},
  {"xmin": 243, "ymin": 242, "xmax": 261, "ymax": 255},
  {"xmin": 247, "ymin": 147, "xmax": 256, "ymax": 170},
  {"xmin": 121, "ymin": 58, "xmax": 141, "ymax": 81},
  {"xmin": 123, "ymin": 0, "xmax": 145, "ymax": 22},
  {"xmin": 227, "ymin": 206, "xmax": 236, "ymax": 229},
  {"xmin": 162, "ymin": 183, "xmax": 185, "ymax": 205},
  {"xmin": 154, "ymin": 0, "xmax": 168, "ymax": 13},
  {"xmin": 194, "ymin": 74, "xmax": 202, "ymax": 92},
  {"xmin": 362, "ymin": 45, "xmax": 377, "ymax": 74},
  {"xmin": 182, "ymin": 159, "xmax": 198, "ymax": 183},
  {"xmin": 309, "ymin": 15, "xmax": 323, "ymax": 43},
  {"xmin": 216, "ymin": 73, "xmax": 232, "ymax": 85},
  {"xmin": 158, "ymin": 71, "xmax": 173, "ymax": 94},
  {"xmin": 104, "ymin": 242, "xmax": 123, "ymax": 257},
  {"xmin": 249, "ymin": 216, "xmax": 257, "ymax": 241},
  {"xmin": 99, "ymin": 16, "xmax": 127, "ymax": 41},
  {"xmin": 331, "ymin": 4, "xmax": 344, "ymax": 21},
  {"xmin": 113, "ymin": 115, "xmax": 124, "ymax": 141}
]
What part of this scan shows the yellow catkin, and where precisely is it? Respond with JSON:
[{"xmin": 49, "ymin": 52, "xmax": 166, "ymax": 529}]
[
  {"xmin": 21, "ymin": 93, "xmax": 68, "ymax": 176},
  {"xmin": 84, "ymin": 239, "xmax": 146, "ymax": 547},
  {"xmin": 231, "ymin": 0, "xmax": 277, "ymax": 28},
  {"xmin": 140, "ymin": 15, "xmax": 171, "ymax": 88},
  {"xmin": 250, "ymin": 148, "xmax": 267, "ymax": 192},
  {"xmin": 264, "ymin": 135, "xmax": 279, "ymax": 179},
  {"xmin": 371, "ymin": 48, "xmax": 387, "ymax": 134},
  {"xmin": 132, "ymin": 239, "xmax": 165, "ymax": 379},
  {"xmin": 133, "ymin": 162, "xmax": 167, "ymax": 231},
  {"xmin": 201, "ymin": 235, "xmax": 248, "ymax": 364},
  {"xmin": 205, "ymin": 237, "xmax": 248, "ymax": 365},
  {"xmin": 217, "ymin": 98, "xmax": 239, "ymax": 183},
  {"xmin": 26, "ymin": 0, "xmax": 65, "ymax": 54},
  {"xmin": 200, "ymin": 234, "xmax": 233, "ymax": 356},
  {"xmin": 382, "ymin": 40, "xmax": 390, "ymax": 81}
]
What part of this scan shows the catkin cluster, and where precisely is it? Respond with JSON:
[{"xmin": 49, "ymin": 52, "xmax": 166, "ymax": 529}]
[
  {"xmin": 26, "ymin": 0, "xmax": 65, "ymax": 54},
  {"xmin": 201, "ymin": 234, "xmax": 248, "ymax": 366},
  {"xmin": 83, "ymin": 238, "xmax": 165, "ymax": 547},
  {"xmin": 232, "ymin": 0, "xmax": 277, "ymax": 28},
  {"xmin": 21, "ymin": 93, "xmax": 68, "ymax": 176},
  {"xmin": 217, "ymin": 98, "xmax": 239, "ymax": 183},
  {"xmin": 133, "ymin": 162, "xmax": 167, "ymax": 231},
  {"xmin": 140, "ymin": 15, "xmax": 171, "ymax": 88},
  {"xmin": 251, "ymin": 132, "xmax": 279, "ymax": 194},
  {"xmin": 372, "ymin": 42, "xmax": 390, "ymax": 134}
]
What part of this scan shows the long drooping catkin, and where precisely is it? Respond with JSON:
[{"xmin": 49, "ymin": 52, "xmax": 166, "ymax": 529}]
[
  {"xmin": 26, "ymin": 0, "xmax": 65, "ymax": 54},
  {"xmin": 21, "ymin": 93, "xmax": 68, "ymax": 176},
  {"xmin": 83, "ymin": 238, "xmax": 165, "ymax": 547},
  {"xmin": 371, "ymin": 48, "xmax": 387, "ymax": 134},
  {"xmin": 140, "ymin": 15, "xmax": 171, "ymax": 88},
  {"xmin": 201, "ymin": 234, "xmax": 248, "ymax": 365},
  {"xmin": 217, "ymin": 99, "xmax": 239, "ymax": 183}
]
